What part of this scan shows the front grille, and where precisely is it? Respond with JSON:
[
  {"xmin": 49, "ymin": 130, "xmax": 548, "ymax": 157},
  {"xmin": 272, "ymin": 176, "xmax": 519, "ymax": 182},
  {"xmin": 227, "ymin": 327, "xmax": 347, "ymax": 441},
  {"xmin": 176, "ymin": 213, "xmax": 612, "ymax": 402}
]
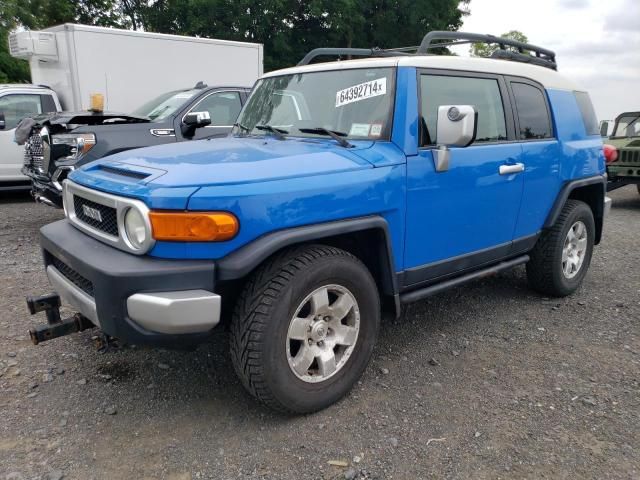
[
  {"xmin": 51, "ymin": 257, "xmax": 94, "ymax": 297},
  {"xmin": 73, "ymin": 195, "xmax": 119, "ymax": 236},
  {"xmin": 24, "ymin": 132, "xmax": 44, "ymax": 171},
  {"xmin": 619, "ymin": 149, "xmax": 640, "ymax": 164}
]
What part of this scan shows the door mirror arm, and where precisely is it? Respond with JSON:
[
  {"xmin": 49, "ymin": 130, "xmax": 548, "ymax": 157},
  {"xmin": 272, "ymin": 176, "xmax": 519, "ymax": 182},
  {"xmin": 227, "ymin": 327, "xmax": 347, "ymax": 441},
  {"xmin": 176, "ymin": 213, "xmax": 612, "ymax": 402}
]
[{"xmin": 433, "ymin": 105, "xmax": 478, "ymax": 172}]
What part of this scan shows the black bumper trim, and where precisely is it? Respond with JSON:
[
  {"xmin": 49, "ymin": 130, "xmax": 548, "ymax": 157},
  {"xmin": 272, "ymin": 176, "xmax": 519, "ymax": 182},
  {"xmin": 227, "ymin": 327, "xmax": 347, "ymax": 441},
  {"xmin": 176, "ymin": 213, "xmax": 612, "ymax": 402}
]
[{"xmin": 40, "ymin": 220, "xmax": 216, "ymax": 347}]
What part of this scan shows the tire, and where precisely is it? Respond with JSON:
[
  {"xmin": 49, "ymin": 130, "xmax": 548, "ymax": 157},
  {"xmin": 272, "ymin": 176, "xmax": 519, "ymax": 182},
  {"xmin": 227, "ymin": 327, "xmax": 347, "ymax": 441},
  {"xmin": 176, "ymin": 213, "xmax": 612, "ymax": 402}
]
[
  {"xmin": 230, "ymin": 244, "xmax": 380, "ymax": 413},
  {"xmin": 636, "ymin": 184, "xmax": 640, "ymax": 195},
  {"xmin": 526, "ymin": 199, "xmax": 595, "ymax": 297}
]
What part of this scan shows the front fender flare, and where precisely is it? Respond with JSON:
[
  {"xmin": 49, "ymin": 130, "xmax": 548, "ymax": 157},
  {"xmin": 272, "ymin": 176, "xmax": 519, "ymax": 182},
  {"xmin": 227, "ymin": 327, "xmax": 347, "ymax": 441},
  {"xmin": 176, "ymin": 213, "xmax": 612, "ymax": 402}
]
[{"xmin": 216, "ymin": 216, "xmax": 399, "ymax": 298}]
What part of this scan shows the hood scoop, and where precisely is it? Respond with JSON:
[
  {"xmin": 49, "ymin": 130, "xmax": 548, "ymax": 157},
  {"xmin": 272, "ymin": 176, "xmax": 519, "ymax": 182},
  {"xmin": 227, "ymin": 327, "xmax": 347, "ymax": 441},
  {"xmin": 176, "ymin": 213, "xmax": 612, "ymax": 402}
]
[
  {"xmin": 99, "ymin": 165, "xmax": 150, "ymax": 180},
  {"xmin": 85, "ymin": 161, "xmax": 166, "ymax": 184}
]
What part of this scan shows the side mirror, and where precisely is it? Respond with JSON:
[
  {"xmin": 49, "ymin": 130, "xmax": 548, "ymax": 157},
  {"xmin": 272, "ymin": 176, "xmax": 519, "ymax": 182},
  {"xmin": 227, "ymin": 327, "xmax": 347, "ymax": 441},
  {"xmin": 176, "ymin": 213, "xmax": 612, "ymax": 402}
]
[
  {"xmin": 0, "ymin": 111, "xmax": 5, "ymax": 130},
  {"xmin": 599, "ymin": 121, "xmax": 609, "ymax": 137},
  {"xmin": 433, "ymin": 105, "xmax": 477, "ymax": 172},
  {"xmin": 181, "ymin": 111, "xmax": 211, "ymax": 138},
  {"xmin": 183, "ymin": 111, "xmax": 211, "ymax": 128}
]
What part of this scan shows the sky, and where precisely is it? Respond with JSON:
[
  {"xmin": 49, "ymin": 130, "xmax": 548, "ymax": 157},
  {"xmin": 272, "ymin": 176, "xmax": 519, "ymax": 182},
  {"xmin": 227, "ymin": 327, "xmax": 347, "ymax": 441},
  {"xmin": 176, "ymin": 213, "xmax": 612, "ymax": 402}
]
[{"xmin": 457, "ymin": 0, "xmax": 640, "ymax": 121}]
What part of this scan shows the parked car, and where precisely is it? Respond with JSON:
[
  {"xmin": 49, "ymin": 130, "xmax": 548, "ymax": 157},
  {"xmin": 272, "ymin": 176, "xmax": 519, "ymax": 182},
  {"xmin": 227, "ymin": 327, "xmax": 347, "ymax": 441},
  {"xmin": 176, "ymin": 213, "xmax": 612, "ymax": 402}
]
[
  {"xmin": 602, "ymin": 111, "xmax": 640, "ymax": 193},
  {"xmin": 21, "ymin": 83, "xmax": 251, "ymax": 206},
  {"xmin": 0, "ymin": 84, "xmax": 61, "ymax": 190},
  {"xmin": 27, "ymin": 32, "xmax": 610, "ymax": 413}
]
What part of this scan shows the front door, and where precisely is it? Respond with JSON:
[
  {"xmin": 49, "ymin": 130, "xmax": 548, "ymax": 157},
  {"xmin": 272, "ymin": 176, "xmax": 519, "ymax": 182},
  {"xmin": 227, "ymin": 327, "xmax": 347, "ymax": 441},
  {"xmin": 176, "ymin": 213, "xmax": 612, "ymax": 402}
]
[{"xmin": 403, "ymin": 71, "xmax": 524, "ymax": 286}]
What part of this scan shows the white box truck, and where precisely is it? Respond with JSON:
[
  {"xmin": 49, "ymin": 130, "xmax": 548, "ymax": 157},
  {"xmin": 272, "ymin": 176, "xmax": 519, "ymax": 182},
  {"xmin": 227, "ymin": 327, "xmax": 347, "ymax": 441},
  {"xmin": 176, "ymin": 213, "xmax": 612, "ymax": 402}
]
[
  {"xmin": 9, "ymin": 23, "xmax": 263, "ymax": 111},
  {"xmin": 1, "ymin": 24, "xmax": 263, "ymax": 189}
]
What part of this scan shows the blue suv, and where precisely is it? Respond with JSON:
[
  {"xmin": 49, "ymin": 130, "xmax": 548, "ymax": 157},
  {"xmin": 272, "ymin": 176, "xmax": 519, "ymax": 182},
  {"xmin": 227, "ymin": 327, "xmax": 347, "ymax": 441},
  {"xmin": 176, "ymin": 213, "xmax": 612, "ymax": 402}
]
[{"xmin": 27, "ymin": 33, "xmax": 611, "ymax": 413}]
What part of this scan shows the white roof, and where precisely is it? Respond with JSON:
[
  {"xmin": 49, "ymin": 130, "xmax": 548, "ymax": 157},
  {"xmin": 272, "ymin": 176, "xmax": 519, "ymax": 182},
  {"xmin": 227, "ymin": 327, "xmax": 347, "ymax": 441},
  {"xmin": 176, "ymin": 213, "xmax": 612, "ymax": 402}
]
[
  {"xmin": 0, "ymin": 84, "xmax": 53, "ymax": 91},
  {"xmin": 262, "ymin": 55, "xmax": 580, "ymax": 91}
]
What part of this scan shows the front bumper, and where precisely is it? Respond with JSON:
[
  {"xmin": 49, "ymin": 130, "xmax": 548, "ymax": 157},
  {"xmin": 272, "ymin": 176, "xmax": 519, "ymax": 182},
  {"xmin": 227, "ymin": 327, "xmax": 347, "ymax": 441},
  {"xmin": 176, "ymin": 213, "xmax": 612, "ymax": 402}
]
[{"xmin": 40, "ymin": 220, "xmax": 220, "ymax": 346}]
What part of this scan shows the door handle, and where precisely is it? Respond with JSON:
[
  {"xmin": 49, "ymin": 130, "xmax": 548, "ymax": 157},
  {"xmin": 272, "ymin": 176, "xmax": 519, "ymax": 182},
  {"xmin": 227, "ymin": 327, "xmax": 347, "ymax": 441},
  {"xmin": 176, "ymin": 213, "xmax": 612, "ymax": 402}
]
[{"xmin": 499, "ymin": 163, "xmax": 525, "ymax": 175}]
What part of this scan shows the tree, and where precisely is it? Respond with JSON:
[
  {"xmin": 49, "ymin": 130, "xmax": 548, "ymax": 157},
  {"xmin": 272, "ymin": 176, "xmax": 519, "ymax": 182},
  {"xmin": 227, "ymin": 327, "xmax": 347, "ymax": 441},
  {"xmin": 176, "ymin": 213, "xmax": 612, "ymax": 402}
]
[
  {"xmin": 470, "ymin": 30, "xmax": 528, "ymax": 58},
  {"xmin": 0, "ymin": 0, "xmax": 472, "ymax": 82},
  {"xmin": 138, "ymin": 0, "xmax": 471, "ymax": 71}
]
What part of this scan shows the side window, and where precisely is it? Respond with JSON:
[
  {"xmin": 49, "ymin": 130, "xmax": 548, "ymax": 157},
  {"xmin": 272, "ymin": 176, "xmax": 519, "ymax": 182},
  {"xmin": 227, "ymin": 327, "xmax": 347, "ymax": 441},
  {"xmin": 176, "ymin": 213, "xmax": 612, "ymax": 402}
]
[
  {"xmin": 573, "ymin": 91, "xmax": 599, "ymax": 136},
  {"xmin": 40, "ymin": 94, "xmax": 57, "ymax": 113},
  {"xmin": 191, "ymin": 91, "xmax": 242, "ymax": 126},
  {"xmin": 420, "ymin": 74, "xmax": 507, "ymax": 145},
  {"xmin": 0, "ymin": 94, "xmax": 43, "ymax": 130},
  {"xmin": 511, "ymin": 82, "xmax": 552, "ymax": 140}
]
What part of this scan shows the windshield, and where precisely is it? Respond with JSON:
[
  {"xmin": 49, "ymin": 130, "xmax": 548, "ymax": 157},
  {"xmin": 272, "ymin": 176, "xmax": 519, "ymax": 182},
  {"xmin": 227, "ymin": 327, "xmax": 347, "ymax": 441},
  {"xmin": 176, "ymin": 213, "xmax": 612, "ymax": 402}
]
[
  {"xmin": 235, "ymin": 67, "xmax": 395, "ymax": 140},
  {"xmin": 131, "ymin": 89, "xmax": 199, "ymax": 121},
  {"xmin": 612, "ymin": 114, "xmax": 640, "ymax": 137}
]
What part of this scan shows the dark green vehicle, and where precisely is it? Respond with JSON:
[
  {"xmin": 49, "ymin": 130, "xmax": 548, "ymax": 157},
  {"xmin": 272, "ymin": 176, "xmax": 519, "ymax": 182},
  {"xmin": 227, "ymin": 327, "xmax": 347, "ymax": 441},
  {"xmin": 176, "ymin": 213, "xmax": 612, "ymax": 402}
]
[{"xmin": 604, "ymin": 112, "xmax": 640, "ymax": 193}]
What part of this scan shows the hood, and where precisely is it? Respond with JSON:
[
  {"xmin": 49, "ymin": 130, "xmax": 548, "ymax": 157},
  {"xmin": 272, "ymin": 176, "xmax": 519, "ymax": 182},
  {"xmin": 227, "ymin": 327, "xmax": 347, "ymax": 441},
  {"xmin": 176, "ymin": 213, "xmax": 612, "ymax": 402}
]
[
  {"xmin": 75, "ymin": 136, "xmax": 375, "ymax": 189},
  {"xmin": 33, "ymin": 110, "xmax": 150, "ymax": 126}
]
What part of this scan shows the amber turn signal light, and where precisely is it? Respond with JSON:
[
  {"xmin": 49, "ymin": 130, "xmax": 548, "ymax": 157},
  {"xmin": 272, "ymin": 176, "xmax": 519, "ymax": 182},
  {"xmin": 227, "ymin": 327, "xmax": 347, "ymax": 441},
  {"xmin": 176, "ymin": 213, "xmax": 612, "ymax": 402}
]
[{"xmin": 150, "ymin": 211, "xmax": 239, "ymax": 242}]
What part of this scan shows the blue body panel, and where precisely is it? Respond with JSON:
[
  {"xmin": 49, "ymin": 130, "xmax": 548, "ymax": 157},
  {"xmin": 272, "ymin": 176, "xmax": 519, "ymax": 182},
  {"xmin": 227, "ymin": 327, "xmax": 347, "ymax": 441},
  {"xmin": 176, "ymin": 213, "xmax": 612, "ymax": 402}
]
[
  {"xmin": 405, "ymin": 143, "xmax": 524, "ymax": 268},
  {"xmin": 513, "ymin": 89, "xmax": 604, "ymax": 238},
  {"xmin": 159, "ymin": 160, "xmax": 406, "ymax": 265},
  {"xmin": 67, "ymin": 68, "xmax": 605, "ymax": 279}
]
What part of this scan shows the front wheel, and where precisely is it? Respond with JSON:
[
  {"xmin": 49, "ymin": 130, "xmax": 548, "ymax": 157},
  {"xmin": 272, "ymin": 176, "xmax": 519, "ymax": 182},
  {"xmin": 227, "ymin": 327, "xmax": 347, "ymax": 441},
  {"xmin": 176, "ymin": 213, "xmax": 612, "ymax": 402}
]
[
  {"xmin": 230, "ymin": 245, "xmax": 380, "ymax": 413},
  {"xmin": 526, "ymin": 199, "xmax": 595, "ymax": 297}
]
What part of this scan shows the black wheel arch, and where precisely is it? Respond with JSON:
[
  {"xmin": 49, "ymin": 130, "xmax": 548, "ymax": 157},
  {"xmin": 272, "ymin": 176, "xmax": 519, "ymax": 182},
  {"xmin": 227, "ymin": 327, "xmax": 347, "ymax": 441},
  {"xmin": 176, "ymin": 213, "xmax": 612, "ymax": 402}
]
[
  {"xmin": 544, "ymin": 175, "xmax": 606, "ymax": 244},
  {"xmin": 216, "ymin": 216, "xmax": 400, "ymax": 318}
]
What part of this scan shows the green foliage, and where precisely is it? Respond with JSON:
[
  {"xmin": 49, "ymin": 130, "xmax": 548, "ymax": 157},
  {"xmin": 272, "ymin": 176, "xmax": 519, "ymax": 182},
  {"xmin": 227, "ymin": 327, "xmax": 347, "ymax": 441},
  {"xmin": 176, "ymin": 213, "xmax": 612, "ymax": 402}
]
[
  {"xmin": 470, "ymin": 30, "xmax": 528, "ymax": 58},
  {"xmin": 137, "ymin": 0, "xmax": 470, "ymax": 71},
  {"xmin": 0, "ymin": 0, "xmax": 470, "ymax": 82}
]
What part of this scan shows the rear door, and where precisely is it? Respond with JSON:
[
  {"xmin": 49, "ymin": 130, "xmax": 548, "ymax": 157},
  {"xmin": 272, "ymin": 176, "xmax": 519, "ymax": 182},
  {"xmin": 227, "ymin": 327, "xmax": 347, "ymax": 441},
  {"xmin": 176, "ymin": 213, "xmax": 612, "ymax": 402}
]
[
  {"xmin": 0, "ymin": 92, "xmax": 57, "ymax": 183},
  {"xmin": 403, "ymin": 71, "xmax": 524, "ymax": 286},
  {"xmin": 505, "ymin": 78, "xmax": 562, "ymax": 239}
]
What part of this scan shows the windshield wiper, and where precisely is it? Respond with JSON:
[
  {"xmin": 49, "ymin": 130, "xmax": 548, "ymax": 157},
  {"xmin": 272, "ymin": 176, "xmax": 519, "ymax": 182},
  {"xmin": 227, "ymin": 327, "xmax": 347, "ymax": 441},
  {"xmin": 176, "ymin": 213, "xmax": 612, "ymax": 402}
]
[
  {"xmin": 255, "ymin": 124, "xmax": 288, "ymax": 140},
  {"xmin": 234, "ymin": 122, "xmax": 250, "ymax": 134},
  {"xmin": 298, "ymin": 127, "xmax": 354, "ymax": 148}
]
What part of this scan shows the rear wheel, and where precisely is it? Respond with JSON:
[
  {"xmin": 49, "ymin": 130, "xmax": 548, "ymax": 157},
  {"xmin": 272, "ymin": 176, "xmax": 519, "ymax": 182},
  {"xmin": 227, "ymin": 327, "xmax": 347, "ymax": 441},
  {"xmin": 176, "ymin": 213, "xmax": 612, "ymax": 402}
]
[
  {"xmin": 526, "ymin": 200, "xmax": 595, "ymax": 297},
  {"xmin": 230, "ymin": 245, "xmax": 380, "ymax": 413}
]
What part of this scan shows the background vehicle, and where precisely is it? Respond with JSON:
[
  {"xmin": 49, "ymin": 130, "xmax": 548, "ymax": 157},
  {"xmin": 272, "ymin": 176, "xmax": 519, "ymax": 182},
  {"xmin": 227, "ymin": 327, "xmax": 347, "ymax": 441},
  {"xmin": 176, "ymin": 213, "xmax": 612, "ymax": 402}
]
[
  {"xmin": 4, "ymin": 23, "xmax": 262, "ymax": 195},
  {"xmin": 603, "ymin": 111, "xmax": 640, "ymax": 193},
  {"xmin": 22, "ymin": 83, "xmax": 251, "ymax": 206},
  {"xmin": 28, "ymin": 32, "xmax": 609, "ymax": 413},
  {"xmin": 0, "ymin": 84, "xmax": 61, "ymax": 190}
]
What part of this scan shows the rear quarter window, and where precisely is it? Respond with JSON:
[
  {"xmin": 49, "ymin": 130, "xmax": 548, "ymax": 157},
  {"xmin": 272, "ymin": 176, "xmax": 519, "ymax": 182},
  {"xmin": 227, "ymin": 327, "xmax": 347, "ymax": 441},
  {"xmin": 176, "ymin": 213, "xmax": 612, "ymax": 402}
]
[
  {"xmin": 511, "ymin": 82, "xmax": 552, "ymax": 140},
  {"xmin": 574, "ymin": 91, "xmax": 599, "ymax": 136}
]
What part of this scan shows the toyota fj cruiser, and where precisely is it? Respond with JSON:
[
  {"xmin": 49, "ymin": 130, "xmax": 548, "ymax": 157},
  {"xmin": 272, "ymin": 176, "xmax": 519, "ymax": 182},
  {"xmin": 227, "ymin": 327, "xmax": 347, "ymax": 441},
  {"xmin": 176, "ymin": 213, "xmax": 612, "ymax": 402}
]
[{"xmin": 26, "ymin": 32, "xmax": 611, "ymax": 413}]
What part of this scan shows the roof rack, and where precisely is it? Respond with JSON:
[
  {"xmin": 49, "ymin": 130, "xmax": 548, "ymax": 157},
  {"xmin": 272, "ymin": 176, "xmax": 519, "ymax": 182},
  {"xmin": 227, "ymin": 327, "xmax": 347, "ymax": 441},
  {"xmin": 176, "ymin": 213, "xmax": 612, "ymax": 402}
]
[
  {"xmin": 297, "ymin": 47, "xmax": 413, "ymax": 66},
  {"xmin": 297, "ymin": 31, "xmax": 557, "ymax": 71},
  {"xmin": 417, "ymin": 31, "xmax": 557, "ymax": 70}
]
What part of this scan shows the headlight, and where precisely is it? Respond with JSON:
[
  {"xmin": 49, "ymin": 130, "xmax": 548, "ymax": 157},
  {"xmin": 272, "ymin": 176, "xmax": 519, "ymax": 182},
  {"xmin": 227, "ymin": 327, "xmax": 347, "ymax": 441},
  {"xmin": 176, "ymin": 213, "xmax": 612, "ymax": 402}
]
[
  {"xmin": 124, "ymin": 207, "xmax": 148, "ymax": 250},
  {"xmin": 52, "ymin": 133, "xmax": 96, "ymax": 160}
]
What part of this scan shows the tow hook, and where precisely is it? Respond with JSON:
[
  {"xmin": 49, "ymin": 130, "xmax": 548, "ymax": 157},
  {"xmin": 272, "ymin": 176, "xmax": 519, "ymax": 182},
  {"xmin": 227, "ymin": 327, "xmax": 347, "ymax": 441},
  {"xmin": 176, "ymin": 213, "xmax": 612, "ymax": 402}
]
[{"xmin": 26, "ymin": 293, "xmax": 94, "ymax": 345}]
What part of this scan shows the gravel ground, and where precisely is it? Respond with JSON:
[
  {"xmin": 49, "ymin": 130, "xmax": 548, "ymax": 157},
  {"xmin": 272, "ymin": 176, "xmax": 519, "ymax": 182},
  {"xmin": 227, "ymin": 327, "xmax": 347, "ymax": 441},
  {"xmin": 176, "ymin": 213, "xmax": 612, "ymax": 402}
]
[{"xmin": 0, "ymin": 187, "xmax": 638, "ymax": 480}]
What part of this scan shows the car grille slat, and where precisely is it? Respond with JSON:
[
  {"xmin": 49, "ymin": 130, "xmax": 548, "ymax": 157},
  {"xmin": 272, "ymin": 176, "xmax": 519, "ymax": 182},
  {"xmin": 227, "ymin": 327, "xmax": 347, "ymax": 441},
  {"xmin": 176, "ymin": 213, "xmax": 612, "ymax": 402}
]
[
  {"xmin": 24, "ymin": 132, "xmax": 44, "ymax": 172},
  {"xmin": 73, "ymin": 195, "xmax": 119, "ymax": 236},
  {"xmin": 619, "ymin": 150, "xmax": 640, "ymax": 164},
  {"xmin": 51, "ymin": 257, "xmax": 94, "ymax": 297}
]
